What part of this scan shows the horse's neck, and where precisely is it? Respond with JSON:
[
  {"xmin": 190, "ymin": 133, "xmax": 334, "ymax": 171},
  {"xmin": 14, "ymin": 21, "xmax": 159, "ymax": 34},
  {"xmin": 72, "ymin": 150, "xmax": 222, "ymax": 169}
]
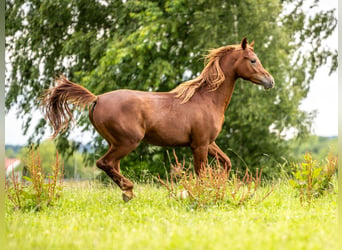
[
  {"xmin": 209, "ymin": 55, "xmax": 237, "ymax": 112},
  {"xmin": 207, "ymin": 75, "xmax": 236, "ymax": 112}
]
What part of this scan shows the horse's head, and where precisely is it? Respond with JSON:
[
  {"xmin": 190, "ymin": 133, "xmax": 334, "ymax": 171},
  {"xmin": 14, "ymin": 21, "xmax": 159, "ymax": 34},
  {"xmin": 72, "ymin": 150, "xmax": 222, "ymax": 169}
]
[
  {"xmin": 172, "ymin": 38, "xmax": 275, "ymax": 103},
  {"xmin": 228, "ymin": 38, "xmax": 275, "ymax": 89}
]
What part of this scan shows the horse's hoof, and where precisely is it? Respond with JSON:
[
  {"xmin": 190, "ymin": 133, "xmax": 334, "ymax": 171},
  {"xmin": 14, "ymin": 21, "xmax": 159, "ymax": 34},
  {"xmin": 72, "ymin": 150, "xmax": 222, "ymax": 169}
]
[{"xmin": 122, "ymin": 191, "xmax": 134, "ymax": 202}]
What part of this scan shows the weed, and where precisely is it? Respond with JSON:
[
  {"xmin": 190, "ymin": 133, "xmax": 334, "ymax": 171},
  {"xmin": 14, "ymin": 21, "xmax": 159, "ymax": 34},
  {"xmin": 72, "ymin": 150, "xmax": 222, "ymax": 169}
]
[
  {"xmin": 5, "ymin": 147, "xmax": 64, "ymax": 211},
  {"xmin": 158, "ymin": 150, "xmax": 273, "ymax": 208},
  {"xmin": 289, "ymin": 148, "xmax": 337, "ymax": 205},
  {"xmin": 227, "ymin": 168, "xmax": 273, "ymax": 206}
]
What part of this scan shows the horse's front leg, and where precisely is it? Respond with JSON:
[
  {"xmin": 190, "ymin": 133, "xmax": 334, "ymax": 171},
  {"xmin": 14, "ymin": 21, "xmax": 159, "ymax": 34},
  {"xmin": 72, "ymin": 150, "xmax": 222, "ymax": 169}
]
[
  {"xmin": 191, "ymin": 145, "xmax": 208, "ymax": 175},
  {"xmin": 208, "ymin": 141, "xmax": 232, "ymax": 169}
]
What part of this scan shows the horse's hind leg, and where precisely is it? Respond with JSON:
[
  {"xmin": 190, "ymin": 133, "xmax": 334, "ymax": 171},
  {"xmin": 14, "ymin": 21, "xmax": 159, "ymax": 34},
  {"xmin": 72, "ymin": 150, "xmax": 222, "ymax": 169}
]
[
  {"xmin": 96, "ymin": 143, "xmax": 139, "ymax": 202},
  {"xmin": 208, "ymin": 141, "xmax": 232, "ymax": 169}
]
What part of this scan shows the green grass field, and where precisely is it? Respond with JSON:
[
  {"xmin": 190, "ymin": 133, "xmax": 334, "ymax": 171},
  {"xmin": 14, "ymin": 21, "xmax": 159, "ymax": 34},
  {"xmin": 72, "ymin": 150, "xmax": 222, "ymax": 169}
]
[{"xmin": 6, "ymin": 180, "xmax": 337, "ymax": 250}]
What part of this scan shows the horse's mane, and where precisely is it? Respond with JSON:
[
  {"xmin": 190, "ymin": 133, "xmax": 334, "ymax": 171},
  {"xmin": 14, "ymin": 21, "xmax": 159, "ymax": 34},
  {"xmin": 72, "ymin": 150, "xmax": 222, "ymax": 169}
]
[{"xmin": 171, "ymin": 44, "xmax": 241, "ymax": 103}]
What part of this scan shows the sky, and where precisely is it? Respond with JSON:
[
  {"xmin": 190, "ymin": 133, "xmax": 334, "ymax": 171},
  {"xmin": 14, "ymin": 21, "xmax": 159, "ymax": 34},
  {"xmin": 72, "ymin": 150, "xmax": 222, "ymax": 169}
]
[
  {"xmin": 4, "ymin": 0, "xmax": 338, "ymax": 145},
  {"xmin": 298, "ymin": 0, "xmax": 338, "ymax": 137}
]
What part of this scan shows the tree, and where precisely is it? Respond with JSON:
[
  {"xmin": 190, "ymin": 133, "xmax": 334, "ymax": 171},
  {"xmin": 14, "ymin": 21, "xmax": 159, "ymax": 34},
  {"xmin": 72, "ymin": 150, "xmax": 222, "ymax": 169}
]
[{"xmin": 5, "ymin": 0, "xmax": 337, "ymax": 177}]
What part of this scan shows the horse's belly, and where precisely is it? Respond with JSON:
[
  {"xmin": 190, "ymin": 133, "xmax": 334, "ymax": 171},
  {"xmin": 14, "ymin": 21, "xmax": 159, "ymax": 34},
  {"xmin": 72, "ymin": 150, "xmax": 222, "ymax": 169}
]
[{"xmin": 143, "ymin": 127, "xmax": 190, "ymax": 147}]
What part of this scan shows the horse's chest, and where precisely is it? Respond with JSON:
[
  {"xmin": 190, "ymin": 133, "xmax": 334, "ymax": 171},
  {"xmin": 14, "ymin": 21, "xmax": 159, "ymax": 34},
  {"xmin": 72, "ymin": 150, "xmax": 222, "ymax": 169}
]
[
  {"xmin": 210, "ymin": 122, "xmax": 223, "ymax": 140},
  {"xmin": 192, "ymin": 114, "xmax": 223, "ymax": 142}
]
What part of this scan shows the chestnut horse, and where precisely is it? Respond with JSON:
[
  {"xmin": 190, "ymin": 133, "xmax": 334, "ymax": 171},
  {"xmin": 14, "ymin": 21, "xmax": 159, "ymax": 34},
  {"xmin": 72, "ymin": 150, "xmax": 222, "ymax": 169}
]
[{"xmin": 42, "ymin": 38, "xmax": 274, "ymax": 201}]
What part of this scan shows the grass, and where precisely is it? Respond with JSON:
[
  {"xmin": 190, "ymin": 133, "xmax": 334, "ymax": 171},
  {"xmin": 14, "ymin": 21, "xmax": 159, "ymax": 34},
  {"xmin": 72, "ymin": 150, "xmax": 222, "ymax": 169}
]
[{"xmin": 6, "ymin": 179, "xmax": 337, "ymax": 250}]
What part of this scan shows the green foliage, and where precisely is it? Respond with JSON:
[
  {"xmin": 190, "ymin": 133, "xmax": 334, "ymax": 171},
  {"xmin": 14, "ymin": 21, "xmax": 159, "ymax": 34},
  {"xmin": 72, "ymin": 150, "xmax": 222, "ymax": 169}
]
[
  {"xmin": 6, "ymin": 147, "xmax": 64, "ymax": 211},
  {"xmin": 289, "ymin": 149, "xmax": 337, "ymax": 205},
  {"xmin": 5, "ymin": 148, "xmax": 16, "ymax": 158},
  {"xmin": 5, "ymin": 0, "xmax": 337, "ymax": 177},
  {"xmin": 288, "ymin": 135, "xmax": 338, "ymax": 161}
]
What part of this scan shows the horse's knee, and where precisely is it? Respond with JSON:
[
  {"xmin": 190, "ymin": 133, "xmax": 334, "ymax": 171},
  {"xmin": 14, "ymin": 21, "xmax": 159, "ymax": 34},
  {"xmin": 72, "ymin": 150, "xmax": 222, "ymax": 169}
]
[{"xmin": 96, "ymin": 159, "xmax": 103, "ymax": 169}]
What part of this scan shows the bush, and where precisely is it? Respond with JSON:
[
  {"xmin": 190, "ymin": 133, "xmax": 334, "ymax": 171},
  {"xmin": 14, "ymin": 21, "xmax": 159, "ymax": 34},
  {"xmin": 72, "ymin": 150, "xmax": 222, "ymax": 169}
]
[
  {"xmin": 289, "ymin": 148, "xmax": 337, "ymax": 205},
  {"xmin": 5, "ymin": 147, "xmax": 64, "ymax": 211}
]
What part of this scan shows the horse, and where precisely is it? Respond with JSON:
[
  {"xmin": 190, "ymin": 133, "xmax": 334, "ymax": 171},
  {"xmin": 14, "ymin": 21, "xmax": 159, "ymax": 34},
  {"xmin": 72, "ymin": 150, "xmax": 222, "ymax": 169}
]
[{"xmin": 41, "ymin": 38, "xmax": 274, "ymax": 201}]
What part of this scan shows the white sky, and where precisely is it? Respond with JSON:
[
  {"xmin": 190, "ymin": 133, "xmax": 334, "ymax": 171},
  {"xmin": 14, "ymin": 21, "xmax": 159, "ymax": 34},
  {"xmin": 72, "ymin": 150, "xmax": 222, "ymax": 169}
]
[
  {"xmin": 298, "ymin": 0, "xmax": 338, "ymax": 137},
  {"xmin": 4, "ymin": 0, "xmax": 338, "ymax": 145},
  {"xmin": 300, "ymin": 66, "xmax": 338, "ymax": 137}
]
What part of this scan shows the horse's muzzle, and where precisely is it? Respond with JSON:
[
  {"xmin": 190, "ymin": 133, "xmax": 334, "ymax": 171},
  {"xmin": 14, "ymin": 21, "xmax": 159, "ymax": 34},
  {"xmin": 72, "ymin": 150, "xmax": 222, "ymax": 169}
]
[
  {"xmin": 250, "ymin": 74, "xmax": 275, "ymax": 89},
  {"xmin": 262, "ymin": 75, "xmax": 275, "ymax": 90}
]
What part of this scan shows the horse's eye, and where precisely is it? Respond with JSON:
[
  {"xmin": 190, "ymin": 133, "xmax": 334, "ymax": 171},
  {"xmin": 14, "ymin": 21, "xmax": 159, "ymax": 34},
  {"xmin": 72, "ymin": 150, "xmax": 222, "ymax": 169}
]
[{"xmin": 250, "ymin": 59, "xmax": 257, "ymax": 64}]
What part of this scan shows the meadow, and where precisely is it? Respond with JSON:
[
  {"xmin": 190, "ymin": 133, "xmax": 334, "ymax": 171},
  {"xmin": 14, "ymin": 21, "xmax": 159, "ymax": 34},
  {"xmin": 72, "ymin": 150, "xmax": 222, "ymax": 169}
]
[{"xmin": 6, "ymin": 179, "xmax": 337, "ymax": 250}]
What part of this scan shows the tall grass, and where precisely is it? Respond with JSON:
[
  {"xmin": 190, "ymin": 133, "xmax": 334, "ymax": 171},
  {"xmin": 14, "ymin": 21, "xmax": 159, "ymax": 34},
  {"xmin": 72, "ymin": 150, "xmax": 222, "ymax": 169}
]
[{"xmin": 158, "ymin": 150, "xmax": 274, "ymax": 208}]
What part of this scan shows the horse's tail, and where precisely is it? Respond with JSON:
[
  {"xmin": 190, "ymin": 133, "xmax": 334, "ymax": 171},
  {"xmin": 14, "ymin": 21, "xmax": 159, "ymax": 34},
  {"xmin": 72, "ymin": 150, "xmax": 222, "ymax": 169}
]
[{"xmin": 41, "ymin": 75, "xmax": 98, "ymax": 139}]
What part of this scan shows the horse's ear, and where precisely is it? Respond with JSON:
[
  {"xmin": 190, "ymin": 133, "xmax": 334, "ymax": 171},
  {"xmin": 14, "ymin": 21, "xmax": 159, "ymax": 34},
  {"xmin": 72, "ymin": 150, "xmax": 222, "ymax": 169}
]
[
  {"xmin": 250, "ymin": 40, "xmax": 255, "ymax": 48},
  {"xmin": 241, "ymin": 37, "xmax": 248, "ymax": 50}
]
